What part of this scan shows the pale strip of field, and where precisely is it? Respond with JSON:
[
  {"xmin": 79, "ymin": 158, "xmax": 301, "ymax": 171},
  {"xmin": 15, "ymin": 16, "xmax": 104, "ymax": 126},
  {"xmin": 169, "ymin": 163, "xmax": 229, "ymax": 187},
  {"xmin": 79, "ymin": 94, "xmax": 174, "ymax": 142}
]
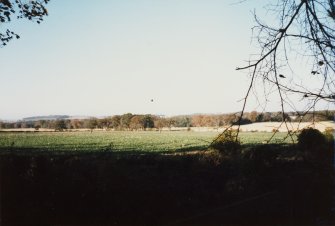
[
  {"xmin": 166, "ymin": 121, "xmax": 335, "ymax": 132},
  {"xmin": 0, "ymin": 121, "xmax": 333, "ymax": 132},
  {"xmin": 0, "ymin": 128, "xmax": 98, "ymax": 132},
  {"xmin": 234, "ymin": 121, "xmax": 334, "ymax": 132}
]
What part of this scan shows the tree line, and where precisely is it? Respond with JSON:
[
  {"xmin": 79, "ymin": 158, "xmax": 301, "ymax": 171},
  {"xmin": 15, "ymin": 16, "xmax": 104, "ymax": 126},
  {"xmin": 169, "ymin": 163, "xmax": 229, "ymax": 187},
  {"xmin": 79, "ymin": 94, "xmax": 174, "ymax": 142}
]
[{"xmin": 0, "ymin": 111, "xmax": 334, "ymax": 131}]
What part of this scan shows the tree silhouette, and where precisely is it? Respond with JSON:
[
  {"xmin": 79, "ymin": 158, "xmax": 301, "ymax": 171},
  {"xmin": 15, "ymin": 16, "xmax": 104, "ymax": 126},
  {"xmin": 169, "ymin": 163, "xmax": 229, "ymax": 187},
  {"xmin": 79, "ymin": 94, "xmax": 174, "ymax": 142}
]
[
  {"xmin": 236, "ymin": 0, "xmax": 335, "ymax": 137},
  {"xmin": 0, "ymin": 0, "xmax": 49, "ymax": 47},
  {"xmin": 54, "ymin": 119, "xmax": 66, "ymax": 131}
]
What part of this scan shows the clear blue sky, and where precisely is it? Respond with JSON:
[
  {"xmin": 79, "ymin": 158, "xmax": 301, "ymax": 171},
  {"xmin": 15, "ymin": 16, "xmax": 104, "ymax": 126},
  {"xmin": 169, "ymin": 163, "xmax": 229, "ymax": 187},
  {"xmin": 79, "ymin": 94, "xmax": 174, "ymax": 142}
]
[{"xmin": 1, "ymin": 0, "xmax": 316, "ymax": 120}]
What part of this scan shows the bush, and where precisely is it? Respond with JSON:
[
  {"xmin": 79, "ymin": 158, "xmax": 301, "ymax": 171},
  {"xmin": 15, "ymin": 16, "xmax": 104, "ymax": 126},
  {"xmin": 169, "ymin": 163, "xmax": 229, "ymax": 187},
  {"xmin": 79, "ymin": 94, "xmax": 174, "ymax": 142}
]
[
  {"xmin": 272, "ymin": 128, "xmax": 279, "ymax": 133},
  {"xmin": 298, "ymin": 128, "xmax": 326, "ymax": 149},
  {"xmin": 243, "ymin": 145, "xmax": 278, "ymax": 165},
  {"xmin": 298, "ymin": 128, "xmax": 331, "ymax": 165},
  {"xmin": 210, "ymin": 129, "xmax": 241, "ymax": 157},
  {"xmin": 324, "ymin": 127, "xmax": 334, "ymax": 144}
]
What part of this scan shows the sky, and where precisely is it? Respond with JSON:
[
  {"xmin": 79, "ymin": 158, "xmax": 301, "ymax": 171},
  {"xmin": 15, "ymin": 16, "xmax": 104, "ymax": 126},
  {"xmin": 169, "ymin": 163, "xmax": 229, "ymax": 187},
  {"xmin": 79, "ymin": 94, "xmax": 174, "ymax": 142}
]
[{"xmin": 1, "ymin": 0, "xmax": 328, "ymax": 120}]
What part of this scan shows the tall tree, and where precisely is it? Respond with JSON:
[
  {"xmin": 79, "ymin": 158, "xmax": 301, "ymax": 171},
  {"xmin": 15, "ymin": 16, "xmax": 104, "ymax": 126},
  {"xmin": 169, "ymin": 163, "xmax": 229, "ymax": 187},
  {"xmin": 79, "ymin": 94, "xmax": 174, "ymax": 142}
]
[
  {"xmin": 54, "ymin": 119, "xmax": 66, "ymax": 131},
  {"xmin": 111, "ymin": 115, "xmax": 121, "ymax": 130},
  {"xmin": 129, "ymin": 115, "xmax": 144, "ymax": 131},
  {"xmin": 154, "ymin": 117, "xmax": 167, "ymax": 132},
  {"xmin": 142, "ymin": 114, "xmax": 154, "ymax": 130},
  {"xmin": 86, "ymin": 118, "xmax": 98, "ymax": 132},
  {"xmin": 120, "ymin": 113, "xmax": 133, "ymax": 130}
]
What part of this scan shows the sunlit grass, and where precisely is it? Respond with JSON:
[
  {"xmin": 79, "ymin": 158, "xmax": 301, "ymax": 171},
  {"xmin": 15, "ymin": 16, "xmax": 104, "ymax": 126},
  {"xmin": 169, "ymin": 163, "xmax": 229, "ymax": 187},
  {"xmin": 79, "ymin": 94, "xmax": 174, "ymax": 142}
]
[{"xmin": 0, "ymin": 131, "xmax": 294, "ymax": 153}]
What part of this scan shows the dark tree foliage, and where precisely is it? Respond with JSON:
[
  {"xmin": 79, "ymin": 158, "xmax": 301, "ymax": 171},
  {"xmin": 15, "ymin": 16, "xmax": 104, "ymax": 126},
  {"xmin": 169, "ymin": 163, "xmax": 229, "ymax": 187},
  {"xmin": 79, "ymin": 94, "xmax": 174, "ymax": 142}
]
[
  {"xmin": 54, "ymin": 119, "xmax": 66, "ymax": 131},
  {"xmin": 298, "ymin": 127, "xmax": 332, "ymax": 166},
  {"xmin": 142, "ymin": 114, "xmax": 155, "ymax": 130},
  {"xmin": 87, "ymin": 118, "xmax": 98, "ymax": 131},
  {"xmin": 210, "ymin": 129, "xmax": 241, "ymax": 157},
  {"xmin": 0, "ymin": 0, "xmax": 49, "ymax": 46},
  {"xmin": 298, "ymin": 127, "xmax": 327, "ymax": 150}
]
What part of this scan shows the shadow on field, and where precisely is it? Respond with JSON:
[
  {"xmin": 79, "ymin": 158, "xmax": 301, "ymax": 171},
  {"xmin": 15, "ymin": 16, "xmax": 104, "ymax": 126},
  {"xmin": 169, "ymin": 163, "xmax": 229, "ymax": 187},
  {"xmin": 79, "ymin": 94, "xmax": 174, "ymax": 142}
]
[{"xmin": 0, "ymin": 144, "xmax": 334, "ymax": 225}]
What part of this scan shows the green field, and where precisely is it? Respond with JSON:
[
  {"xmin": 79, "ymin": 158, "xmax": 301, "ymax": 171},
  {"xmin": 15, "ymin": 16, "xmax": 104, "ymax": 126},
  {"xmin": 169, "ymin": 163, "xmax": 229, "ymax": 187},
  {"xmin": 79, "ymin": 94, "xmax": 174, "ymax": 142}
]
[
  {"xmin": 0, "ymin": 130, "xmax": 330, "ymax": 226},
  {"xmin": 0, "ymin": 131, "xmax": 293, "ymax": 153}
]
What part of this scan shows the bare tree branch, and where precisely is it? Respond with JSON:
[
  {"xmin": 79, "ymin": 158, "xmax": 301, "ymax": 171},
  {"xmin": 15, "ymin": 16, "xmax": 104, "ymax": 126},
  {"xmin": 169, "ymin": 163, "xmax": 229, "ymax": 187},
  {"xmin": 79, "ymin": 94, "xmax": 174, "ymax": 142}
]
[{"xmin": 235, "ymin": 0, "xmax": 335, "ymax": 134}]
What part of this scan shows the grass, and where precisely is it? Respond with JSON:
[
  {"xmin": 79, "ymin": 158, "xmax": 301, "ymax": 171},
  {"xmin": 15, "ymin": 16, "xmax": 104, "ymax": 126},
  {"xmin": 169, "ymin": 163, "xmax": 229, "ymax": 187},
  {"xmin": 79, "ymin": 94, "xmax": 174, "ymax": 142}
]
[
  {"xmin": 0, "ymin": 131, "xmax": 294, "ymax": 153},
  {"xmin": 1, "ymin": 130, "xmax": 332, "ymax": 225}
]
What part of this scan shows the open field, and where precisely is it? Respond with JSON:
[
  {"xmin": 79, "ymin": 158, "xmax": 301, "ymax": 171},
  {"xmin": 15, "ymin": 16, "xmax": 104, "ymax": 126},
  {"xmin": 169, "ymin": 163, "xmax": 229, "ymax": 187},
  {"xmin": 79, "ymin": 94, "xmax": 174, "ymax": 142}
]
[
  {"xmin": 0, "ymin": 125, "xmax": 333, "ymax": 225},
  {"xmin": 0, "ymin": 130, "xmax": 333, "ymax": 225},
  {"xmin": 0, "ymin": 131, "xmax": 296, "ymax": 153}
]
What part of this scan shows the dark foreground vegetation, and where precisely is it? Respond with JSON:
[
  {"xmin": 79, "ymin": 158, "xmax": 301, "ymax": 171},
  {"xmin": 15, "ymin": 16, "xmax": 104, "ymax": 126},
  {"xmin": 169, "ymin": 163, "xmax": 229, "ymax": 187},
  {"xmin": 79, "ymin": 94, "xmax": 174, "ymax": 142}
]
[{"xmin": 0, "ymin": 129, "xmax": 334, "ymax": 226}]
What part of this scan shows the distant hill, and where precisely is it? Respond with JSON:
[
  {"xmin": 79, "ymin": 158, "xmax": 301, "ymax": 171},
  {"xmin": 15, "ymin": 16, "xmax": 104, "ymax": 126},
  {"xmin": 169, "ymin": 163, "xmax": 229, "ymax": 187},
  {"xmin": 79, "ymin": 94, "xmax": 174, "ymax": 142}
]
[{"xmin": 23, "ymin": 115, "xmax": 70, "ymax": 121}]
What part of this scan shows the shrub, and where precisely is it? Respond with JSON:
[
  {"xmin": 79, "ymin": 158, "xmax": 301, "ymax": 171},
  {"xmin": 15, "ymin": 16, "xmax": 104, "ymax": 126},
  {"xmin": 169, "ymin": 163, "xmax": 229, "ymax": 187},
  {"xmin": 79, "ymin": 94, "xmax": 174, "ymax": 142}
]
[
  {"xmin": 210, "ymin": 129, "xmax": 241, "ymax": 157},
  {"xmin": 324, "ymin": 127, "xmax": 334, "ymax": 143},
  {"xmin": 243, "ymin": 145, "xmax": 278, "ymax": 170},
  {"xmin": 324, "ymin": 127, "xmax": 334, "ymax": 133},
  {"xmin": 298, "ymin": 128, "xmax": 331, "ymax": 165},
  {"xmin": 298, "ymin": 128, "xmax": 326, "ymax": 149}
]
